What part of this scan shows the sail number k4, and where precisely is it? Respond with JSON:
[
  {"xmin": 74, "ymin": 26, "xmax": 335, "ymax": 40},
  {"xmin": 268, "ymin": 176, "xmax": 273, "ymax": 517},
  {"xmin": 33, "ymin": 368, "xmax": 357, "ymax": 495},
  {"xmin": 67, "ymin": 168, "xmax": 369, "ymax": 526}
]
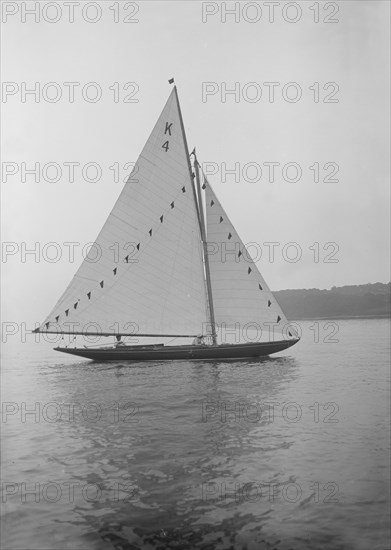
[{"xmin": 162, "ymin": 122, "xmax": 173, "ymax": 152}]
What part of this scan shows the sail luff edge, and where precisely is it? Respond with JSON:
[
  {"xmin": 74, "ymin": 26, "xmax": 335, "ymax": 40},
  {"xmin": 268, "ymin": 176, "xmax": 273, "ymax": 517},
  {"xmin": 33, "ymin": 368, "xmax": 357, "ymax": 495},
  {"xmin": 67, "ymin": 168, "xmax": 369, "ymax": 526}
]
[{"xmin": 173, "ymin": 86, "xmax": 202, "ymax": 228}]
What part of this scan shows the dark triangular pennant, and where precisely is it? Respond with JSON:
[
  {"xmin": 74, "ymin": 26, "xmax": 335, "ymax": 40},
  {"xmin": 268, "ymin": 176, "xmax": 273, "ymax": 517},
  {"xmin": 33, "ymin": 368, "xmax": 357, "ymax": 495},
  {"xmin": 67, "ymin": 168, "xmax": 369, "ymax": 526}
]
[
  {"xmin": 288, "ymin": 331, "xmax": 292, "ymax": 337},
  {"xmin": 125, "ymin": 255, "xmax": 129, "ymax": 263},
  {"xmin": 136, "ymin": 243, "xmax": 140, "ymax": 250},
  {"xmin": 258, "ymin": 284, "xmax": 263, "ymax": 290},
  {"xmin": 228, "ymin": 232, "xmax": 232, "ymax": 239},
  {"xmin": 45, "ymin": 322, "xmax": 49, "ymax": 329},
  {"xmin": 268, "ymin": 300, "xmax": 271, "ymax": 307},
  {"xmin": 277, "ymin": 315, "xmax": 281, "ymax": 323},
  {"xmin": 238, "ymin": 250, "xmax": 242, "ymax": 258},
  {"xmin": 210, "ymin": 200, "xmax": 214, "ymax": 206},
  {"xmin": 65, "ymin": 309, "xmax": 69, "ymax": 316},
  {"xmin": 100, "ymin": 281, "xmax": 104, "ymax": 288},
  {"xmin": 160, "ymin": 215, "xmax": 164, "ymax": 223},
  {"xmin": 113, "ymin": 268, "xmax": 117, "ymax": 275},
  {"xmin": 74, "ymin": 302, "xmax": 78, "ymax": 309},
  {"xmin": 219, "ymin": 216, "xmax": 223, "ymax": 223},
  {"xmin": 55, "ymin": 316, "xmax": 59, "ymax": 323},
  {"xmin": 182, "ymin": 186, "xmax": 186, "ymax": 193},
  {"xmin": 248, "ymin": 267, "xmax": 252, "ymax": 274},
  {"xmin": 170, "ymin": 201, "xmax": 175, "ymax": 209},
  {"xmin": 149, "ymin": 229, "xmax": 153, "ymax": 236},
  {"xmin": 87, "ymin": 292, "xmax": 91, "ymax": 300}
]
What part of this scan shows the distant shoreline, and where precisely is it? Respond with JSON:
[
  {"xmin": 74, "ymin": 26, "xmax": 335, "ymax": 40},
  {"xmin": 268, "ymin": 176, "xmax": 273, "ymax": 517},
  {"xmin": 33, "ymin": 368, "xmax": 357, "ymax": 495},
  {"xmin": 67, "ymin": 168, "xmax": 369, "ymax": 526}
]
[
  {"xmin": 274, "ymin": 283, "xmax": 390, "ymax": 321},
  {"xmin": 290, "ymin": 314, "xmax": 390, "ymax": 321}
]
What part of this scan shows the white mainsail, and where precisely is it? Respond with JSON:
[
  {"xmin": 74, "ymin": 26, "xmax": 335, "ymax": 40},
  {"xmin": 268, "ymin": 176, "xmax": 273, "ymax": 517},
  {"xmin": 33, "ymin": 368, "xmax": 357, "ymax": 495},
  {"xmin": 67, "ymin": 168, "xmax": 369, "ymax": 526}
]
[
  {"xmin": 204, "ymin": 183, "xmax": 290, "ymax": 343},
  {"xmin": 39, "ymin": 88, "xmax": 209, "ymax": 336}
]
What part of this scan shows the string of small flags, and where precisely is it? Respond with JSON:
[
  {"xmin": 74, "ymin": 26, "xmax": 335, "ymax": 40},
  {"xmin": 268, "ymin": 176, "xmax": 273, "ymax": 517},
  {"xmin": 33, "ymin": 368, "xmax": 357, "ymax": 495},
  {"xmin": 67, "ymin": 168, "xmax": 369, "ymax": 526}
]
[
  {"xmin": 44, "ymin": 185, "xmax": 188, "ymax": 329},
  {"xmin": 202, "ymin": 172, "xmax": 282, "ymax": 326}
]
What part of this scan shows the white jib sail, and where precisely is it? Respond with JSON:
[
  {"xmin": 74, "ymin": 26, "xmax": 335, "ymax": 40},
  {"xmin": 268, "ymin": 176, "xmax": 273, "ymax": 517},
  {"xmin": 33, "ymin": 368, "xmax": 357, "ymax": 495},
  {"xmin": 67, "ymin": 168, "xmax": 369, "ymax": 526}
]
[
  {"xmin": 204, "ymin": 183, "xmax": 292, "ymax": 343},
  {"xmin": 39, "ymin": 88, "xmax": 209, "ymax": 336}
]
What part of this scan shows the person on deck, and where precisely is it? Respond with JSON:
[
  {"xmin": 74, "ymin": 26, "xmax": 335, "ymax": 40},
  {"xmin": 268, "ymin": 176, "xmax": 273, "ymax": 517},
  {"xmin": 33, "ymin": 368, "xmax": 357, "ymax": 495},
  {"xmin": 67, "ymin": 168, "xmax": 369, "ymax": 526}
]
[
  {"xmin": 115, "ymin": 336, "xmax": 125, "ymax": 347},
  {"xmin": 193, "ymin": 334, "xmax": 204, "ymax": 346}
]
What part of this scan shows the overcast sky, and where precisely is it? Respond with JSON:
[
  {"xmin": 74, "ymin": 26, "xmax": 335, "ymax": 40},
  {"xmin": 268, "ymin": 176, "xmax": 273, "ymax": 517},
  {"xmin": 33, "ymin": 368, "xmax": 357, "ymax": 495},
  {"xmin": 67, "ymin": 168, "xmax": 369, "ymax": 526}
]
[{"xmin": 2, "ymin": 0, "xmax": 390, "ymax": 326}]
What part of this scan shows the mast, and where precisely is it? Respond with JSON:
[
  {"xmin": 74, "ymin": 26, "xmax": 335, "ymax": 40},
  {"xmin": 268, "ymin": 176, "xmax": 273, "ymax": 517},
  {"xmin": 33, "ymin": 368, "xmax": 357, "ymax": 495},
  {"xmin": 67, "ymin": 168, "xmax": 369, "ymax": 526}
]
[
  {"xmin": 193, "ymin": 151, "xmax": 217, "ymax": 345},
  {"xmin": 172, "ymin": 84, "xmax": 217, "ymax": 344}
]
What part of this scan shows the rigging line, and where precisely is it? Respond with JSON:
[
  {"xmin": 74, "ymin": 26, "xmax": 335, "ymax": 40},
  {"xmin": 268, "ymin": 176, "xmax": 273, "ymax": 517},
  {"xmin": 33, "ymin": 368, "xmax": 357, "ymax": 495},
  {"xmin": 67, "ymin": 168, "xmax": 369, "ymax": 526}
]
[
  {"xmin": 165, "ymin": 336, "xmax": 179, "ymax": 345},
  {"xmin": 74, "ymin": 274, "xmax": 102, "ymax": 283},
  {"xmin": 82, "ymin": 342, "xmax": 116, "ymax": 348},
  {"xmin": 109, "ymin": 212, "xmax": 139, "ymax": 230},
  {"xmin": 46, "ymin": 184, "xmax": 193, "ymax": 326}
]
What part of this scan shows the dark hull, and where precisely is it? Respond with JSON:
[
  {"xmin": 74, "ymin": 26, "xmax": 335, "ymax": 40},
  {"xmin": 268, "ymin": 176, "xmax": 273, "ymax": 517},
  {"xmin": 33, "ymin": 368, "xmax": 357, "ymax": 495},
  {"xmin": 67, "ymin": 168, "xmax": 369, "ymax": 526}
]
[{"xmin": 54, "ymin": 339, "xmax": 299, "ymax": 362}]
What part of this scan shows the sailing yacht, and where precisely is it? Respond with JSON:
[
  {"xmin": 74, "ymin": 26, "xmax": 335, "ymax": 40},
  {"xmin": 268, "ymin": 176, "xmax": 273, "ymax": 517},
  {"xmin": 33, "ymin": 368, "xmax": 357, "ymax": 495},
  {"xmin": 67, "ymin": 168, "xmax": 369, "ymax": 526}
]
[{"xmin": 33, "ymin": 82, "xmax": 299, "ymax": 361}]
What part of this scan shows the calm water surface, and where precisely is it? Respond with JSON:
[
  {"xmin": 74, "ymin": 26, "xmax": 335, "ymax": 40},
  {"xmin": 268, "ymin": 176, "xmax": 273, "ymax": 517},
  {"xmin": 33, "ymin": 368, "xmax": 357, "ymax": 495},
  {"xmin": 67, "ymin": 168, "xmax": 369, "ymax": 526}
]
[{"xmin": 1, "ymin": 319, "xmax": 390, "ymax": 550}]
